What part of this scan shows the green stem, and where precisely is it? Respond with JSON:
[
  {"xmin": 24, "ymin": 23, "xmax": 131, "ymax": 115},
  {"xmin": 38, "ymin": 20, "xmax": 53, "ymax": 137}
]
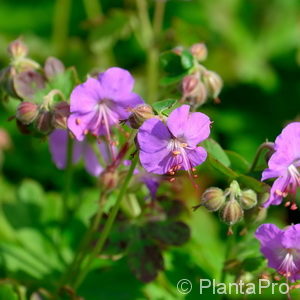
[
  {"xmin": 68, "ymin": 192, "xmax": 106, "ymax": 285},
  {"xmin": 62, "ymin": 134, "xmax": 74, "ymax": 222},
  {"xmin": 220, "ymin": 231, "xmax": 235, "ymax": 285},
  {"xmin": 136, "ymin": 0, "xmax": 166, "ymax": 103},
  {"xmin": 249, "ymin": 142, "xmax": 274, "ymax": 173},
  {"xmin": 52, "ymin": 0, "xmax": 72, "ymax": 56},
  {"xmin": 82, "ymin": 0, "xmax": 102, "ymax": 20},
  {"xmin": 72, "ymin": 155, "xmax": 139, "ymax": 289},
  {"xmin": 57, "ymin": 192, "xmax": 106, "ymax": 290}
]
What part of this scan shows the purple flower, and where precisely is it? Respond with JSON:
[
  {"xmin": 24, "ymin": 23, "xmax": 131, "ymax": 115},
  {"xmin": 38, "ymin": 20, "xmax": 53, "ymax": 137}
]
[
  {"xmin": 49, "ymin": 129, "xmax": 110, "ymax": 176},
  {"xmin": 137, "ymin": 105, "xmax": 211, "ymax": 175},
  {"xmin": 262, "ymin": 122, "xmax": 300, "ymax": 208},
  {"xmin": 68, "ymin": 67, "xmax": 144, "ymax": 141},
  {"xmin": 255, "ymin": 223, "xmax": 300, "ymax": 281}
]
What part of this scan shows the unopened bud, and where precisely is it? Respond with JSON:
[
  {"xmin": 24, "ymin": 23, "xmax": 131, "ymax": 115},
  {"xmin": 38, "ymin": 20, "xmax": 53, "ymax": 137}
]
[
  {"xmin": 203, "ymin": 70, "xmax": 223, "ymax": 99},
  {"xmin": 240, "ymin": 189, "xmax": 257, "ymax": 210},
  {"xmin": 182, "ymin": 75, "xmax": 207, "ymax": 107},
  {"xmin": 100, "ymin": 168, "xmax": 119, "ymax": 190},
  {"xmin": 44, "ymin": 57, "xmax": 65, "ymax": 80},
  {"xmin": 201, "ymin": 187, "xmax": 225, "ymax": 211},
  {"xmin": 7, "ymin": 39, "xmax": 28, "ymax": 58},
  {"xmin": 35, "ymin": 111, "xmax": 54, "ymax": 134},
  {"xmin": 13, "ymin": 70, "xmax": 45, "ymax": 100},
  {"xmin": 128, "ymin": 104, "xmax": 155, "ymax": 129},
  {"xmin": 190, "ymin": 43, "xmax": 207, "ymax": 61},
  {"xmin": 52, "ymin": 101, "xmax": 70, "ymax": 129},
  {"xmin": 220, "ymin": 200, "xmax": 243, "ymax": 225},
  {"xmin": 182, "ymin": 75, "xmax": 199, "ymax": 95},
  {"xmin": 16, "ymin": 101, "xmax": 39, "ymax": 124}
]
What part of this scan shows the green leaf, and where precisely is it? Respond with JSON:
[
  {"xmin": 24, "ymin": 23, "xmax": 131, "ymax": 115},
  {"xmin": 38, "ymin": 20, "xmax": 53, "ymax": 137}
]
[
  {"xmin": 237, "ymin": 174, "xmax": 269, "ymax": 193},
  {"xmin": 202, "ymin": 138, "xmax": 231, "ymax": 167},
  {"xmin": 207, "ymin": 154, "xmax": 237, "ymax": 178},
  {"xmin": 242, "ymin": 256, "xmax": 264, "ymax": 272},
  {"xmin": 180, "ymin": 50, "xmax": 194, "ymax": 69},
  {"xmin": 225, "ymin": 150, "xmax": 250, "ymax": 173},
  {"xmin": 152, "ymin": 99, "xmax": 178, "ymax": 115},
  {"xmin": 160, "ymin": 73, "xmax": 188, "ymax": 86},
  {"xmin": 0, "ymin": 284, "xmax": 18, "ymax": 300},
  {"xmin": 160, "ymin": 51, "xmax": 183, "ymax": 75}
]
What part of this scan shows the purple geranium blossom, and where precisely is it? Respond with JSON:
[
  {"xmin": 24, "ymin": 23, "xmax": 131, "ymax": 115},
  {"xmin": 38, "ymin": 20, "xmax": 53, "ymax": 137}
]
[
  {"xmin": 68, "ymin": 67, "xmax": 144, "ymax": 141},
  {"xmin": 49, "ymin": 129, "xmax": 110, "ymax": 176},
  {"xmin": 137, "ymin": 104, "xmax": 211, "ymax": 175},
  {"xmin": 262, "ymin": 122, "xmax": 300, "ymax": 208},
  {"xmin": 255, "ymin": 223, "xmax": 300, "ymax": 281}
]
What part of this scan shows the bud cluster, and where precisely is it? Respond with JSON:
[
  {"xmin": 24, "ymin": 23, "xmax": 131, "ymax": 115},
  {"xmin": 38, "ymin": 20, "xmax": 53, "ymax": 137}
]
[
  {"xmin": 181, "ymin": 43, "xmax": 223, "ymax": 108},
  {"xmin": 0, "ymin": 39, "xmax": 73, "ymax": 136},
  {"xmin": 199, "ymin": 180, "xmax": 258, "ymax": 233}
]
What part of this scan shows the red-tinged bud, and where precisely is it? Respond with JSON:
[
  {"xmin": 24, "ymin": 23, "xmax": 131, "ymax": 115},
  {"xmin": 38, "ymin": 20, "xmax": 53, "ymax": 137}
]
[
  {"xmin": 202, "ymin": 70, "xmax": 223, "ymax": 99},
  {"xmin": 16, "ymin": 101, "xmax": 39, "ymax": 124},
  {"xmin": 7, "ymin": 39, "xmax": 28, "ymax": 58},
  {"xmin": 182, "ymin": 75, "xmax": 207, "ymax": 107},
  {"xmin": 190, "ymin": 43, "xmax": 207, "ymax": 61},
  {"xmin": 35, "ymin": 111, "xmax": 54, "ymax": 134},
  {"xmin": 201, "ymin": 187, "xmax": 225, "ymax": 211},
  {"xmin": 52, "ymin": 101, "xmax": 70, "ymax": 129},
  {"xmin": 44, "ymin": 57, "xmax": 65, "ymax": 80},
  {"xmin": 182, "ymin": 75, "xmax": 199, "ymax": 95},
  {"xmin": 13, "ymin": 70, "xmax": 45, "ymax": 100},
  {"xmin": 220, "ymin": 199, "xmax": 244, "ymax": 225},
  {"xmin": 128, "ymin": 104, "xmax": 155, "ymax": 129}
]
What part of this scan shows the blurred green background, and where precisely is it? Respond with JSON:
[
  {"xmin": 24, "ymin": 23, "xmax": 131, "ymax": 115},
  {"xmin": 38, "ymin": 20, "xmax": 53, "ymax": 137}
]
[{"xmin": 1, "ymin": 0, "xmax": 300, "ymax": 299}]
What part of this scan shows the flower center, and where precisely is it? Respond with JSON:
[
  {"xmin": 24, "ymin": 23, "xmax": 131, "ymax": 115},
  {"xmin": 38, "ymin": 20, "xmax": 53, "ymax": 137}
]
[
  {"xmin": 283, "ymin": 164, "xmax": 300, "ymax": 196},
  {"xmin": 166, "ymin": 138, "xmax": 198, "ymax": 183},
  {"xmin": 278, "ymin": 250, "xmax": 299, "ymax": 278}
]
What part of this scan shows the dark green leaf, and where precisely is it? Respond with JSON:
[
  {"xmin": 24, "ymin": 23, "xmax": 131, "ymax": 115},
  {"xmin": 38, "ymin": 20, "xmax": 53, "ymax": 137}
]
[
  {"xmin": 242, "ymin": 257, "xmax": 264, "ymax": 272},
  {"xmin": 127, "ymin": 237, "xmax": 164, "ymax": 283},
  {"xmin": 145, "ymin": 221, "xmax": 190, "ymax": 246}
]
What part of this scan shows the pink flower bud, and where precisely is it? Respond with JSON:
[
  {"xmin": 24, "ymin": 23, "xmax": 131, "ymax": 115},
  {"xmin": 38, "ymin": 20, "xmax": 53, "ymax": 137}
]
[
  {"xmin": 7, "ymin": 39, "xmax": 28, "ymax": 58},
  {"xmin": 16, "ymin": 101, "xmax": 39, "ymax": 124},
  {"xmin": 203, "ymin": 70, "xmax": 223, "ymax": 99},
  {"xmin": 190, "ymin": 43, "xmax": 207, "ymax": 61},
  {"xmin": 128, "ymin": 104, "xmax": 155, "ymax": 129},
  {"xmin": 182, "ymin": 75, "xmax": 207, "ymax": 107},
  {"xmin": 35, "ymin": 111, "xmax": 54, "ymax": 135},
  {"xmin": 52, "ymin": 101, "xmax": 70, "ymax": 129},
  {"xmin": 44, "ymin": 57, "xmax": 65, "ymax": 80}
]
